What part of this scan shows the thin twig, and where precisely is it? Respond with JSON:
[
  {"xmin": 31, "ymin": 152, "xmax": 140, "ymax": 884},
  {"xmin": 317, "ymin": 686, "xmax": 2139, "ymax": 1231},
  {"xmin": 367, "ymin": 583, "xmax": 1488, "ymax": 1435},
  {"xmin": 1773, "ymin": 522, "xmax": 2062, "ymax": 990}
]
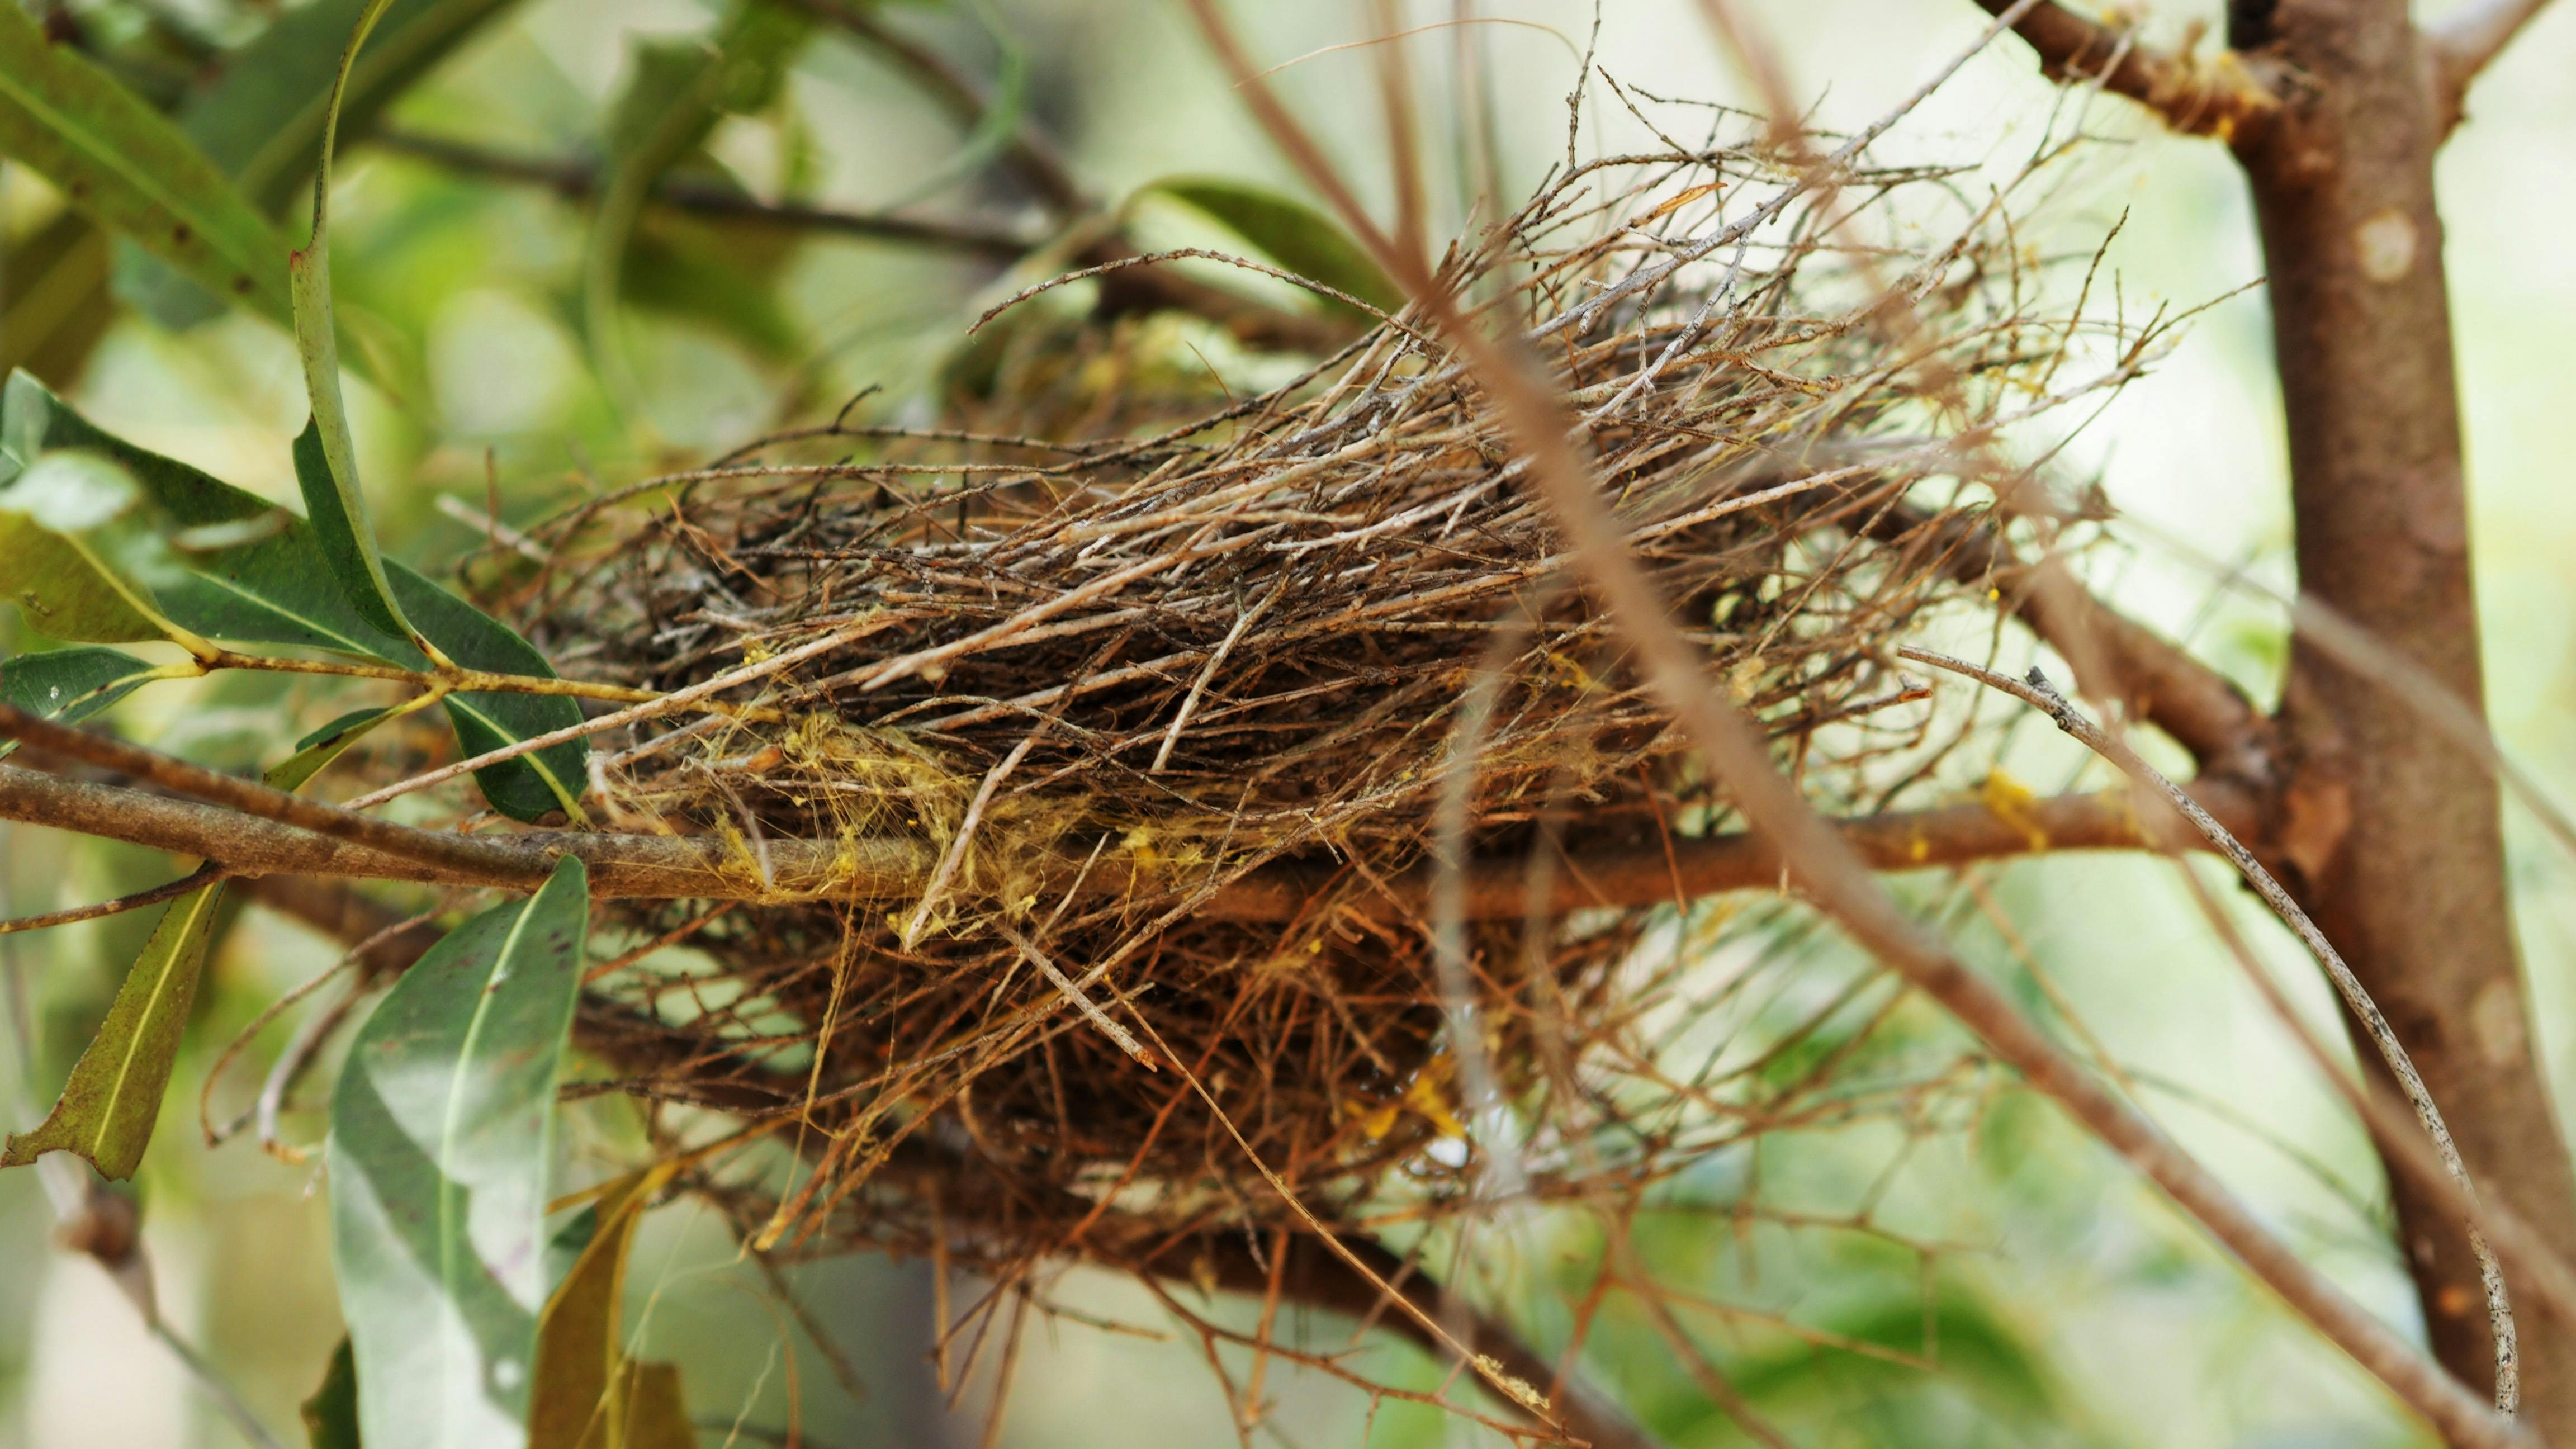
[
  {"xmin": 1175, "ymin": 3, "xmax": 2527, "ymax": 1438},
  {"xmin": 1900, "ymin": 644, "xmax": 2520, "ymax": 1415},
  {"xmin": 370, "ymin": 129, "xmax": 1036, "ymax": 258},
  {"xmin": 0, "ymin": 864, "xmax": 221, "ymax": 935}
]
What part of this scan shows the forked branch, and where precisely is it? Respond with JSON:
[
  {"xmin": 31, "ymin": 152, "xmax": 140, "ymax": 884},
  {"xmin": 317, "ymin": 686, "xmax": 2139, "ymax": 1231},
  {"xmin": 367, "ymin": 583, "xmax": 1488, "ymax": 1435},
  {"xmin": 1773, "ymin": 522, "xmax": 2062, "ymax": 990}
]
[
  {"xmin": 2428, "ymin": 0, "xmax": 2564, "ymax": 131},
  {"xmin": 1970, "ymin": 0, "xmax": 2281, "ymax": 137}
]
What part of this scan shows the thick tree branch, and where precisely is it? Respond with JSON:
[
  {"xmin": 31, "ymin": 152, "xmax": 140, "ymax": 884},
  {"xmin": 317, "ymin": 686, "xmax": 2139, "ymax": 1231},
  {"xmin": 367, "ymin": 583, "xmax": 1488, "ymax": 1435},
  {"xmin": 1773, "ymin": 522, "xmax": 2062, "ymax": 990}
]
[
  {"xmin": 1971, "ymin": 0, "xmax": 2283, "ymax": 137},
  {"xmin": 0, "ymin": 757, "xmax": 2250, "ymax": 922},
  {"xmin": 2428, "ymin": 0, "xmax": 2563, "ymax": 131}
]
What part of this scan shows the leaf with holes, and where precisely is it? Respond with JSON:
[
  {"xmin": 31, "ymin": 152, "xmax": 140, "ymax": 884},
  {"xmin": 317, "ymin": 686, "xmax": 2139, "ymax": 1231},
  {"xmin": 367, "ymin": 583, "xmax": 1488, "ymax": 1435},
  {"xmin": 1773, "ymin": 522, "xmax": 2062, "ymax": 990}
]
[
  {"xmin": 330, "ymin": 857, "xmax": 590, "ymax": 1449},
  {"xmin": 0, "ymin": 2, "xmax": 293, "ymax": 326},
  {"xmin": 0, "ymin": 645, "xmax": 166, "ymax": 756}
]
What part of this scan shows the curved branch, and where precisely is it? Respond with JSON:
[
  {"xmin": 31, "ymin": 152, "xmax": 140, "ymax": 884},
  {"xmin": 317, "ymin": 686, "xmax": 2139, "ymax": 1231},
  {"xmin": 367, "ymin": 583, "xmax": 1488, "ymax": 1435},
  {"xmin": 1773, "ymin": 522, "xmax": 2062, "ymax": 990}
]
[
  {"xmin": 1902, "ymin": 646, "xmax": 2527, "ymax": 1414},
  {"xmin": 1969, "ymin": 0, "xmax": 2283, "ymax": 138}
]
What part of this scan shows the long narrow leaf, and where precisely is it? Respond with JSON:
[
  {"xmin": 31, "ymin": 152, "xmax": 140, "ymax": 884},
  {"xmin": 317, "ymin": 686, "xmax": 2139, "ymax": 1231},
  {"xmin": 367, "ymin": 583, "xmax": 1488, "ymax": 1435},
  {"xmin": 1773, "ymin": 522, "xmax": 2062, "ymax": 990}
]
[
  {"xmin": 527, "ymin": 1163, "xmax": 678, "ymax": 1449},
  {"xmin": 0, "ymin": 645, "xmax": 168, "ymax": 761},
  {"xmin": 0, "ymin": 881, "xmax": 225, "ymax": 1178},
  {"xmin": 585, "ymin": 1, "xmax": 810, "ymax": 408},
  {"xmin": 1144, "ymin": 177, "xmax": 1404, "ymax": 318},
  {"xmin": 0, "ymin": 444, "xmax": 207, "ymax": 647},
  {"xmin": 0, "ymin": 3, "xmax": 295, "ymax": 326},
  {"xmin": 329, "ymin": 856, "xmax": 590, "ymax": 1449},
  {"xmin": 0, "ymin": 696, "xmax": 413, "ymax": 1178},
  {"xmin": 289, "ymin": 0, "xmax": 423, "ymax": 648},
  {"xmin": 4, "ymin": 372, "xmax": 589, "ymax": 821}
]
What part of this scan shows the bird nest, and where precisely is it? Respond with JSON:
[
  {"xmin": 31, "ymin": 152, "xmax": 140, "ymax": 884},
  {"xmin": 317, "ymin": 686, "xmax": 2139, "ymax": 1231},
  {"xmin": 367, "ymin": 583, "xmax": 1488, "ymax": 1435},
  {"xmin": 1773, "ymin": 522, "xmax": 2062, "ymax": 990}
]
[{"xmin": 481, "ymin": 127, "xmax": 2122, "ymax": 1291}]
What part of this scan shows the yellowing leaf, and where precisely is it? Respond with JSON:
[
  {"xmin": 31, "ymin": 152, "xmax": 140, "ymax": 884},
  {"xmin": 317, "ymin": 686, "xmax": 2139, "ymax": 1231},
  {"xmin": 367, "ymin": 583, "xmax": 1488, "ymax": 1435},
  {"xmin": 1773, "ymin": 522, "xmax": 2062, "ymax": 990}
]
[
  {"xmin": 529, "ymin": 1164, "xmax": 685, "ymax": 1449},
  {"xmin": 0, "ymin": 882, "xmax": 226, "ymax": 1178}
]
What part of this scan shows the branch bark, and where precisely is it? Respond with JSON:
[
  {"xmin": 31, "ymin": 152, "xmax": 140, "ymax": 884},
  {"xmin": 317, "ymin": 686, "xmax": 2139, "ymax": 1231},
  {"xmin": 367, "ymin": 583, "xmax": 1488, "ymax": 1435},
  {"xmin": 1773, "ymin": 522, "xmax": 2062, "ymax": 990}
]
[
  {"xmin": 2427, "ymin": 0, "xmax": 2563, "ymax": 130},
  {"xmin": 2223, "ymin": 1, "xmax": 2576, "ymax": 1433},
  {"xmin": 368, "ymin": 129, "xmax": 1037, "ymax": 260},
  {"xmin": 1181, "ymin": 4, "xmax": 2523, "ymax": 1439},
  {"xmin": 1970, "ymin": 0, "xmax": 2283, "ymax": 136},
  {"xmin": 0, "ymin": 757, "xmax": 2251, "ymax": 922}
]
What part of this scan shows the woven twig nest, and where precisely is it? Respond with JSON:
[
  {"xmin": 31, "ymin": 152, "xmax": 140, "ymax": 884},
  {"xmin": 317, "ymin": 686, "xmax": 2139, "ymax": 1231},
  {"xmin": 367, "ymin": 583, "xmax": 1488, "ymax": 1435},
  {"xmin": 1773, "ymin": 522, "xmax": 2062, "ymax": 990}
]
[{"xmin": 491, "ymin": 135, "xmax": 2108, "ymax": 1281}]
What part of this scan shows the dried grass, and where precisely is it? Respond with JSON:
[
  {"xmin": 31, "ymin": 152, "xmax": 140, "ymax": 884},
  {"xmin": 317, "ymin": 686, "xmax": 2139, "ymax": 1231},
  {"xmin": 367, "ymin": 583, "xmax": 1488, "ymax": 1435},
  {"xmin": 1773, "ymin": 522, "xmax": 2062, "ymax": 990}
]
[{"xmin": 479, "ymin": 100, "xmax": 2135, "ymax": 1354}]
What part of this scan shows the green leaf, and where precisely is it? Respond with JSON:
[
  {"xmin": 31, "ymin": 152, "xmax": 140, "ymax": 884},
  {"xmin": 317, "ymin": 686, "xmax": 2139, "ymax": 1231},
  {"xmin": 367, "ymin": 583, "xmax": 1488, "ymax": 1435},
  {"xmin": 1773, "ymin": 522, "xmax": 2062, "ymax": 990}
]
[
  {"xmin": 1, "ymin": 210, "xmax": 114, "ymax": 383},
  {"xmin": 3, "ymin": 372, "xmax": 589, "ymax": 822},
  {"xmin": 199, "ymin": 0, "xmax": 529, "ymax": 217},
  {"xmin": 618, "ymin": 215, "xmax": 801, "ymax": 362},
  {"xmin": 0, "ymin": 446, "xmax": 202, "ymax": 646},
  {"xmin": 585, "ymin": 2, "xmax": 812, "ymax": 405},
  {"xmin": 1, "ymin": 880, "xmax": 226, "ymax": 1178},
  {"xmin": 289, "ymin": 0, "xmax": 424, "ymax": 651},
  {"xmin": 329, "ymin": 857, "xmax": 591, "ymax": 1449},
  {"xmin": 0, "ymin": 695, "xmax": 407, "ymax": 1178},
  {"xmin": 0, "ymin": 645, "xmax": 164, "ymax": 755},
  {"xmin": 1144, "ymin": 177, "xmax": 1404, "ymax": 318},
  {"xmin": 0, "ymin": 2, "xmax": 294, "ymax": 327},
  {"xmin": 4, "ymin": 369, "xmax": 391, "ymax": 654},
  {"xmin": 303, "ymin": 1338, "xmax": 363, "ymax": 1449},
  {"xmin": 271, "ymin": 700, "xmax": 417, "ymax": 793},
  {"xmin": 290, "ymin": 415, "xmax": 409, "ymax": 644},
  {"xmin": 390, "ymin": 572, "xmax": 590, "ymax": 823},
  {"xmin": 126, "ymin": 0, "xmax": 526, "ymax": 331}
]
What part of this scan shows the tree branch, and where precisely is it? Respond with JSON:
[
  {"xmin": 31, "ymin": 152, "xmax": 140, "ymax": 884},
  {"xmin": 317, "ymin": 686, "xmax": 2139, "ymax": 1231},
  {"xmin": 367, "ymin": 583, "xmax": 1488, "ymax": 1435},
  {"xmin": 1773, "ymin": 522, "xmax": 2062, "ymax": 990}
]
[
  {"xmin": 1905, "ymin": 646, "xmax": 2527, "ymax": 1412},
  {"xmin": 1866, "ymin": 504, "xmax": 2280, "ymax": 788},
  {"xmin": 368, "ymin": 129, "xmax": 1037, "ymax": 261},
  {"xmin": 2428, "ymin": 0, "xmax": 2563, "ymax": 132},
  {"xmin": 1969, "ymin": 0, "xmax": 2283, "ymax": 138},
  {"xmin": 0, "ymin": 754, "xmax": 2251, "ymax": 922},
  {"xmin": 1171, "ymin": 3, "xmax": 2518, "ymax": 1434}
]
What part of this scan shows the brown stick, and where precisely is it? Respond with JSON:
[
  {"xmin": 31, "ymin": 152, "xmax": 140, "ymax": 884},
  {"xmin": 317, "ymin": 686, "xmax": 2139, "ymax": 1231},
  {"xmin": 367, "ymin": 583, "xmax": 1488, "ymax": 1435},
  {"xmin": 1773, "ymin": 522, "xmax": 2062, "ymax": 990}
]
[
  {"xmin": 2230, "ymin": 0, "xmax": 2576, "ymax": 1428},
  {"xmin": 1172, "ymin": 7, "xmax": 2526, "ymax": 1439},
  {"xmin": 0, "ymin": 756, "xmax": 2245, "ymax": 920},
  {"xmin": 367, "ymin": 129, "xmax": 1035, "ymax": 259},
  {"xmin": 1969, "ymin": 0, "xmax": 2282, "ymax": 137},
  {"xmin": 1864, "ymin": 505, "xmax": 2279, "ymax": 785}
]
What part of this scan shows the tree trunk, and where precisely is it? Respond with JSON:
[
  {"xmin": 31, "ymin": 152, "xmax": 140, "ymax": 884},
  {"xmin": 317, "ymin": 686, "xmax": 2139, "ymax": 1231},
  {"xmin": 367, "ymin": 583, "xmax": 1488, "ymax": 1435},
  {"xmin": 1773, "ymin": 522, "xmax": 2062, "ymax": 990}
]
[{"xmin": 2238, "ymin": 0, "xmax": 2576, "ymax": 1432}]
